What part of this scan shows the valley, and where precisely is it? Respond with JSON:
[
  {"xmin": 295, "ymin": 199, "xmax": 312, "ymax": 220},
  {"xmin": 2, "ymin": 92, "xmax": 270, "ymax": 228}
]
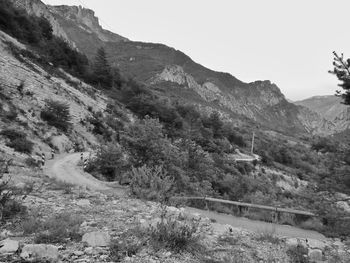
[{"xmin": 0, "ymin": 0, "xmax": 349, "ymax": 262}]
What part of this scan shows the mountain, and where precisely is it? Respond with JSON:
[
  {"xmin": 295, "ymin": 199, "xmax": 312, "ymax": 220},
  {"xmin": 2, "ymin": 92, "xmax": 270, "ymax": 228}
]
[
  {"xmin": 294, "ymin": 95, "xmax": 350, "ymax": 131},
  {"xmin": 12, "ymin": 0, "xmax": 337, "ymax": 136}
]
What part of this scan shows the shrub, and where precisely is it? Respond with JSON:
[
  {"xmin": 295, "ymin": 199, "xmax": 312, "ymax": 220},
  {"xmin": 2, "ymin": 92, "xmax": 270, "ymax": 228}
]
[
  {"xmin": 6, "ymin": 137, "xmax": 33, "ymax": 154},
  {"xmin": 41, "ymin": 99, "xmax": 71, "ymax": 132},
  {"xmin": 86, "ymin": 144, "xmax": 128, "ymax": 181},
  {"xmin": 25, "ymin": 157, "xmax": 40, "ymax": 168},
  {"xmin": 0, "ymin": 129, "xmax": 25, "ymax": 141},
  {"xmin": 287, "ymin": 244, "xmax": 310, "ymax": 263},
  {"xmin": 34, "ymin": 212, "xmax": 83, "ymax": 243},
  {"xmin": 129, "ymin": 165, "xmax": 173, "ymax": 202},
  {"xmin": 0, "ymin": 159, "xmax": 28, "ymax": 221},
  {"xmin": 22, "ymin": 215, "xmax": 41, "ymax": 235},
  {"xmin": 147, "ymin": 208, "xmax": 201, "ymax": 253},
  {"xmin": 255, "ymin": 228, "xmax": 280, "ymax": 244},
  {"xmin": 109, "ymin": 228, "xmax": 145, "ymax": 262}
]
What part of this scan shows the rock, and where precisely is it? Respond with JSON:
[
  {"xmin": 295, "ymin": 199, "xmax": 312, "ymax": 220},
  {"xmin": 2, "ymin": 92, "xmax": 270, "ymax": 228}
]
[
  {"xmin": 20, "ymin": 244, "xmax": 59, "ymax": 260},
  {"xmin": 286, "ymin": 238, "xmax": 307, "ymax": 248},
  {"xmin": 0, "ymin": 239, "xmax": 19, "ymax": 254},
  {"xmin": 307, "ymin": 239, "xmax": 326, "ymax": 250},
  {"xmin": 73, "ymin": 250, "xmax": 84, "ymax": 256},
  {"xmin": 76, "ymin": 199, "xmax": 91, "ymax": 206},
  {"xmin": 308, "ymin": 249, "xmax": 323, "ymax": 261},
  {"xmin": 0, "ymin": 230, "xmax": 13, "ymax": 239},
  {"xmin": 82, "ymin": 231, "xmax": 110, "ymax": 247}
]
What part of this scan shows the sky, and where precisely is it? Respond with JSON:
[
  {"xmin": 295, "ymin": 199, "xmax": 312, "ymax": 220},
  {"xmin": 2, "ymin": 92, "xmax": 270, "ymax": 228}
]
[{"xmin": 42, "ymin": 0, "xmax": 350, "ymax": 101}]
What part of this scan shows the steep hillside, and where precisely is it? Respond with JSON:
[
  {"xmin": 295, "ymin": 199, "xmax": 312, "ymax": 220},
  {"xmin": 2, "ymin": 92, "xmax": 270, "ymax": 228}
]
[
  {"xmin": 295, "ymin": 95, "xmax": 350, "ymax": 131},
  {"xmin": 13, "ymin": 0, "xmax": 337, "ymax": 136},
  {"xmin": 0, "ymin": 28, "xmax": 106, "ymax": 157}
]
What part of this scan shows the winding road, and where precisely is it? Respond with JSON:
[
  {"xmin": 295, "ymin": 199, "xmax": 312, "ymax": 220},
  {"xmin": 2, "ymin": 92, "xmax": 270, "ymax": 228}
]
[
  {"xmin": 44, "ymin": 153, "xmax": 326, "ymax": 241},
  {"xmin": 186, "ymin": 207, "xmax": 326, "ymax": 240},
  {"xmin": 44, "ymin": 152, "xmax": 123, "ymax": 193}
]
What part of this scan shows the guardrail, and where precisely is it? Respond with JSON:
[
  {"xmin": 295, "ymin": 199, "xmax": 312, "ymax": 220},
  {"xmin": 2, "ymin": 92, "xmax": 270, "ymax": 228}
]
[{"xmin": 171, "ymin": 196, "xmax": 315, "ymax": 217}]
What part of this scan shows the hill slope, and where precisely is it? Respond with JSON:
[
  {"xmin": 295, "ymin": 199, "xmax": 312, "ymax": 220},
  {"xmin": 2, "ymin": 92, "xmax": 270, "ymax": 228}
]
[{"xmin": 15, "ymin": 0, "xmax": 337, "ymax": 136}]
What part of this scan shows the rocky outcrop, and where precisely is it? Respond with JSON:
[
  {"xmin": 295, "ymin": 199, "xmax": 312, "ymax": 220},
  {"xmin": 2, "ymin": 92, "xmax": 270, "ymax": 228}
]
[
  {"xmin": 12, "ymin": 0, "xmax": 76, "ymax": 47},
  {"xmin": 48, "ymin": 5, "xmax": 128, "ymax": 43},
  {"xmin": 11, "ymin": 0, "xmax": 128, "ymax": 52}
]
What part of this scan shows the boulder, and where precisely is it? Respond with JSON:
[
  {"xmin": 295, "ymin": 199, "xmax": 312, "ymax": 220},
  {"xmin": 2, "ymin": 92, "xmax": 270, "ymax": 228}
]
[
  {"xmin": 286, "ymin": 238, "xmax": 307, "ymax": 248},
  {"xmin": 0, "ymin": 239, "xmax": 19, "ymax": 254},
  {"xmin": 308, "ymin": 249, "xmax": 323, "ymax": 261},
  {"xmin": 20, "ymin": 244, "xmax": 59, "ymax": 260},
  {"xmin": 307, "ymin": 239, "xmax": 326, "ymax": 250},
  {"xmin": 76, "ymin": 199, "xmax": 91, "ymax": 206},
  {"xmin": 82, "ymin": 231, "xmax": 110, "ymax": 247}
]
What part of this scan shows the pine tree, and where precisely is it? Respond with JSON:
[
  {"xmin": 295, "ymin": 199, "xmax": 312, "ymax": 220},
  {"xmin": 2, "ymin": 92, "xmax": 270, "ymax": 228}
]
[
  {"xmin": 330, "ymin": 51, "xmax": 350, "ymax": 105},
  {"xmin": 92, "ymin": 47, "xmax": 113, "ymax": 89}
]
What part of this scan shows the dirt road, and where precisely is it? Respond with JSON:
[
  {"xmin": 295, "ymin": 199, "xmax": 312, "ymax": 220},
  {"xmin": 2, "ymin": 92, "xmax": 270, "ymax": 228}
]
[
  {"xmin": 187, "ymin": 207, "xmax": 326, "ymax": 240},
  {"xmin": 44, "ymin": 153, "xmax": 123, "ymax": 193},
  {"xmin": 44, "ymin": 153, "xmax": 326, "ymax": 240}
]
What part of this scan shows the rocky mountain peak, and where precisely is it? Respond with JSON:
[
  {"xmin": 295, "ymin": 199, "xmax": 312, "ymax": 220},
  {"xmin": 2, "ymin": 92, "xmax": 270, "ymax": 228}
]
[{"xmin": 48, "ymin": 4, "xmax": 128, "ymax": 43}]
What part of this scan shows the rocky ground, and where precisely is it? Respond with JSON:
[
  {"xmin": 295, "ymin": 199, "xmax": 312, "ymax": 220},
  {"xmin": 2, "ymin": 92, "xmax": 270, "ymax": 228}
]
[{"xmin": 0, "ymin": 166, "xmax": 348, "ymax": 263}]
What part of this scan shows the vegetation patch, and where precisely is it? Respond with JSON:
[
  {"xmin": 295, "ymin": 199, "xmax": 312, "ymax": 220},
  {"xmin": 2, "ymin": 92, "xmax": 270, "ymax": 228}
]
[
  {"xmin": 40, "ymin": 99, "xmax": 72, "ymax": 132},
  {"xmin": 32, "ymin": 212, "xmax": 83, "ymax": 244}
]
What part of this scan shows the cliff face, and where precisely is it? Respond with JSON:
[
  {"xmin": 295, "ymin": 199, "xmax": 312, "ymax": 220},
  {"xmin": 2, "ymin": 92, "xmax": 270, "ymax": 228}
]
[
  {"xmin": 11, "ymin": 0, "xmax": 128, "ymax": 53},
  {"xmin": 11, "ymin": 0, "xmax": 75, "ymax": 47},
  {"xmin": 13, "ymin": 0, "xmax": 339, "ymax": 135},
  {"xmin": 48, "ymin": 5, "xmax": 128, "ymax": 43}
]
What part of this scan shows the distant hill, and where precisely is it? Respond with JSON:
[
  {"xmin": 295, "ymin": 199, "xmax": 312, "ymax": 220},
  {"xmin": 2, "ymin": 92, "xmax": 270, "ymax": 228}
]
[
  {"xmin": 13, "ymin": 0, "xmax": 339, "ymax": 136},
  {"xmin": 294, "ymin": 95, "xmax": 350, "ymax": 131}
]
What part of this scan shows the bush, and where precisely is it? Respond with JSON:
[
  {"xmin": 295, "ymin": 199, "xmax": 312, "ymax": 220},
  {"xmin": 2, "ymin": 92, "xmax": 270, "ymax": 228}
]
[
  {"xmin": 25, "ymin": 157, "xmax": 40, "ymax": 168},
  {"xmin": 287, "ymin": 244, "xmax": 310, "ymax": 263},
  {"xmin": 41, "ymin": 99, "xmax": 71, "ymax": 132},
  {"xmin": 34, "ymin": 212, "xmax": 83, "ymax": 243},
  {"xmin": 0, "ymin": 128, "xmax": 25, "ymax": 141},
  {"xmin": 0, "ymin": 128, "xmax": 33, "ymax": 154},
  {"xmin": 255, "ymin": 228, "xmax": 280, "ymax": 244},
  {"xmin": 0, "ymin": 159, "xmax": 28, "ymax": 221},
  {"xmin": 6, "ymin": 137, "xmax": 33, "ymax": 154},
  {"xmin": 109, "ymin": 228, "xmax": 145, "ymax": 262},
  {"xmin": 147, "ymin": 208, "xmax": 201, "ymax": 253},
  {"xmin": 86, "ymin": 144, "xmax": 128, "ymax": 181},
  {"xmin": 129, "ymin": 165, "xmax": 173, "ymax": 202}
]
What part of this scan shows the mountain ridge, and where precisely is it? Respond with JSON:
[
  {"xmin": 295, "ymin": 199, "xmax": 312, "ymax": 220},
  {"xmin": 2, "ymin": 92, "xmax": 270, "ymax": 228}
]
[
  {"xmin": 12, "ymin": 0, "xmax": 341, "ymax": 136},
  {"xmin": 294, "ymin": 95, "xmax": 350, "ymax": 131}
]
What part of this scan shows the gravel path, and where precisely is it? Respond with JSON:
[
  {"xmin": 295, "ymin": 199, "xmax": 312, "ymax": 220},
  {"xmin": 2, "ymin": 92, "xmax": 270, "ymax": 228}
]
[
  {"xmin": 44, "ymin": 153, "xmax": 124, "ymax": 194},
  {"xmin": 186, "ymin": 207, "xmax": 327, "ymax": 240}
]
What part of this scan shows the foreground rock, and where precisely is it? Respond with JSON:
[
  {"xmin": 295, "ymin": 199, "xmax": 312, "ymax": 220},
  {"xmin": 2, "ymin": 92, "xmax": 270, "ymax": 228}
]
[
  {"xmin": 20, "ymin": 244, "xmax": 59, "ymax": 261},
  {"xmin": 0, "ymin": 239, "xmax": 19, "ymax": 254},
  {"xmin": 82, "ymin": 231, "xmax": 111, "ymax": 247}
]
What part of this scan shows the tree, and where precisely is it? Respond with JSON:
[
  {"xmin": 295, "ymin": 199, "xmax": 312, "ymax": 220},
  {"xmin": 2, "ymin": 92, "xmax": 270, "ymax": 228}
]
[
  {"xmin": 87, "ymin": 144, "xmax": 128, "ymax": 182},
  {"xmin": 91, "ymin": 47, "xmax": 113, "ymax": 89},
  {"xmin": 40, "ymin": 99, "xmax": 71, "ymax": 132},
  {"xmin": 330, "ymin": 51, "xmax": 350, "ymax": 105}
]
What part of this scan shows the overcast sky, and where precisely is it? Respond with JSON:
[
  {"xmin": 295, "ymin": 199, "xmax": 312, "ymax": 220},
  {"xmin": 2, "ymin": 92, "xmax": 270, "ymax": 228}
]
[{"xmin": 42, "ymin": 0, "xmax": 350, "ymax": 101}]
